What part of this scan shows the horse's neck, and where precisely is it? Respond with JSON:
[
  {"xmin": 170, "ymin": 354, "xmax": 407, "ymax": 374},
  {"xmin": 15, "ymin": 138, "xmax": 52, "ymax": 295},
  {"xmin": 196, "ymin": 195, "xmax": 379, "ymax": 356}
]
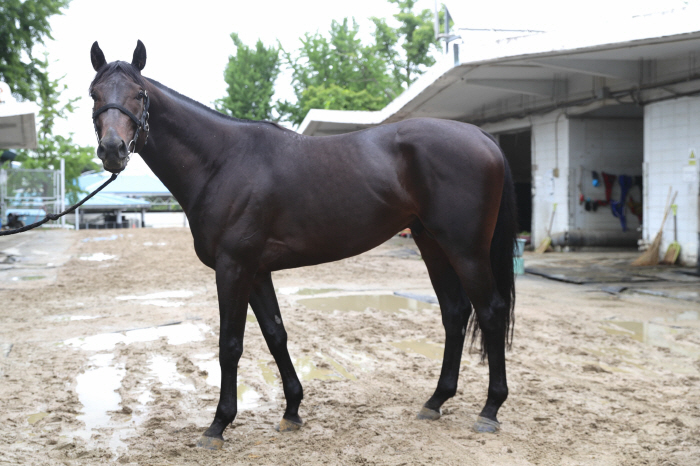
[{"xmin": 138, "ymin": 84, "xmax": 234, "ymax": 213}]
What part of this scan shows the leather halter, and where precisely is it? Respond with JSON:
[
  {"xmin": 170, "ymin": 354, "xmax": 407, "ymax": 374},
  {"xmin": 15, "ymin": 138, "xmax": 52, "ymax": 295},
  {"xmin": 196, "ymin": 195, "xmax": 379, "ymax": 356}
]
[{"xmin": 92, "ymin": 90, "xmax": 150, "ymax": 154}]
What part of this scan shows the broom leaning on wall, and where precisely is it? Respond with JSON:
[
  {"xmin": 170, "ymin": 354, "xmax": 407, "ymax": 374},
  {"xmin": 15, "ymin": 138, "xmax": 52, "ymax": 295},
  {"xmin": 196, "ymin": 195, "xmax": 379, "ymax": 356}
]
[{"xmin": 632, "ymin": 188, "xmax": 677, "ymax": 267}]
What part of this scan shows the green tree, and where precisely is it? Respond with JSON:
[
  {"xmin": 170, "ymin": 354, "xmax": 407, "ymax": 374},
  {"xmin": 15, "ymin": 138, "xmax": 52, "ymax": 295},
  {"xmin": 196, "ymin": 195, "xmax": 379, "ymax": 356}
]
[
  {"xmin": 277, "ymin": 1, "xmax": 441, "ymax": 127},
  {"xmin": 0, "ymin": 0, "xmax": 70, "ymax": 101},
  {"xmin": 216, "ymin": 33, "xmax": 280, "ymax": 121},
  {"xmin": 16, "ymin": 59, "xmax": 99, "ymax": 203},
  {"xmin": 371, "ymin": 0, "xmax": 440, "ymax": 90},
  {"xmin": 218, "ymin": 1, "xmax": 443, "ymax": 128},
  {"xmin": 277, "ymin": 18, "xmax": 396, "ymax": 126}
]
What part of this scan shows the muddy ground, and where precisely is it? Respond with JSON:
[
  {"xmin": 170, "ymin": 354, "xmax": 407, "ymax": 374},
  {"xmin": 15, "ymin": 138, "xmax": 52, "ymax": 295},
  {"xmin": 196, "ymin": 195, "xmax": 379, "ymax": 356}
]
[{"xmin": 0, "ymin": 228, "xmax": 698, "ymax": 465}]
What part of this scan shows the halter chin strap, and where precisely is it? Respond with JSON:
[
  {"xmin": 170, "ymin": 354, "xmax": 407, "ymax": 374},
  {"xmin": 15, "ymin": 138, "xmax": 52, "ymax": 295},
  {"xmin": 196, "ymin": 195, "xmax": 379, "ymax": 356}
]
[{"xmin": 92, "ymin": 90, "xmax": 150, "ymax": 154}]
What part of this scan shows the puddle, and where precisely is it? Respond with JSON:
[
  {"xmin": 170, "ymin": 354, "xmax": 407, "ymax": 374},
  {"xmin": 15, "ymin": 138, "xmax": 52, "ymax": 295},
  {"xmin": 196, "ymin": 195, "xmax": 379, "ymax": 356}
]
[
  {"xmin": 149, "ymin": 355, "xmax": 194, "ymax": 391},
  {"xmin": 194, "ymin": 358, "xmax": 221, "ymax": 387},
  {"xmin": 601, "ymin": 311, "xmax": 700, "ymax": 358},
  {"xmin": 64, "ymin": 321, "xmax": 210, "ymax": 352},
  {"xmin": 258, "ymin": 360, "xmax": 278, "ymax": 384},
  {"xmin": 27, "ymin": 412, "xmax": 48, "ymax": 425},
  {"xmin": 46, "ymin": 315, "xmax": 100, "ymax": 322},
  {"xmin": 193, "ymin": 356, "xmax": 262, "ymax": 409},
  {"xmin": 298, "ymin": 294, "xmax": 438, "ymax": 314},
  {"xmin": 294, "ymin": 353, "xmax": 355, "ymax": 381},
  {"xmin": 116, "ymin": 290, "xmax": 194, "ymax": 308},
  {"xmin": 143, "ymin": 242, "xmax": 167, "ymax": 246},
  {"xmin": 278, "ymin": 287, "xmax": 340, "ymax": 296},
  {"xmin": 330, "ymin": 349, "xmax": 376, "ymax": 372},
  {"xmin": 82, "ymin": 235, "xmax": 120, "ymax": 242},
  {"xmin": 75, "ymin": 354, "xmax": 125, "ymax": 441},
  {"xmin": 392, "ymin": 339, "xmax": 444, "ymax": 360},
  {"xmin": 19, "ymin": 275, "xmax": 45, "ymax": 281},
  {"xmin": 80, "ymin": 253, "xmax": 117, "ymax": 262},
  {"xmin": 237, "ymin": 384, "xmax": 261, "ymax": 410}
]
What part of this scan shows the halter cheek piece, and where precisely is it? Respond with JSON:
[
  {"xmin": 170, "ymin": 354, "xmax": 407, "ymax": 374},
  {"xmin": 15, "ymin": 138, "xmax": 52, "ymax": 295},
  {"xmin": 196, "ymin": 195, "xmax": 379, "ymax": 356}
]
[{"xmin": 92, "ymin": 90, "xmax": 150, "ymax": 154}]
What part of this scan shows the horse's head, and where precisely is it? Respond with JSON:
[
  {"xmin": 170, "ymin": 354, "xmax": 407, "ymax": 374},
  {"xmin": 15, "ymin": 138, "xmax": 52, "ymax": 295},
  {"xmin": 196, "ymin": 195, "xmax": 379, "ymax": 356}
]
[{"xmin": 89, "ymin": 40, "xmax": 150, "ymax": 173}]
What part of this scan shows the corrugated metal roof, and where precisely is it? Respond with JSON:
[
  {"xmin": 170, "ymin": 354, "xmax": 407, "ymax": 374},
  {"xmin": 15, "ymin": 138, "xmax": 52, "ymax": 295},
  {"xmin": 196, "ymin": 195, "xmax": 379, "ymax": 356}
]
[{"xmin": 299, "ymin": 4, "xmax": 700, "ymax": 135}]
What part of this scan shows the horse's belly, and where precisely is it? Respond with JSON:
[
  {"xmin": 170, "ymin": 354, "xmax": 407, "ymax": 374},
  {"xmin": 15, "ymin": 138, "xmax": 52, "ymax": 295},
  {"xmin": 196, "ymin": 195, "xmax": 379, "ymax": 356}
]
[{"xmin": 260, "ymin": 210, "xmax": 413, "ymax": 272}]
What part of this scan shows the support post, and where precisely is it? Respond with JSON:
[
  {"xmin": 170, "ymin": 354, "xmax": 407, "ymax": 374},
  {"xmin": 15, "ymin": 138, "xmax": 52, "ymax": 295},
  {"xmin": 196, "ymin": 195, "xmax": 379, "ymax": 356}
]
[{"xmin": 59, "ymin": 158, "xmax": 66, "ymax": 228}]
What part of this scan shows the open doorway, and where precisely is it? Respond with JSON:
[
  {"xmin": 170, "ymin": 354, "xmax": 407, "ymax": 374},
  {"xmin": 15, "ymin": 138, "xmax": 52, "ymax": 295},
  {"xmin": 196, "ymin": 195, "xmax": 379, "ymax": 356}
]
[{"xmin": 498, "ymin": 130, "xmax": 532, "ymax": 235}]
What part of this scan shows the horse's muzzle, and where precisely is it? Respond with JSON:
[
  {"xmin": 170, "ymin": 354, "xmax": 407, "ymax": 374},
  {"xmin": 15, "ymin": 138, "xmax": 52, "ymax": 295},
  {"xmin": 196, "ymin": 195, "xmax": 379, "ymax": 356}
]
[{"xmin": 96, "ymin": 130, "xmax": 129, "ymax": 173}]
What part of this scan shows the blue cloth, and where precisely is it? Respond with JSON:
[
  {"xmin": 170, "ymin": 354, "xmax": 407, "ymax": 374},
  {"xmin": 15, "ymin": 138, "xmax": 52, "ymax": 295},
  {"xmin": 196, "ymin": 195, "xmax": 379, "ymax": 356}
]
[{"xmin": 611, "ymin": 175, "xmax": 632, "ymax": 231}]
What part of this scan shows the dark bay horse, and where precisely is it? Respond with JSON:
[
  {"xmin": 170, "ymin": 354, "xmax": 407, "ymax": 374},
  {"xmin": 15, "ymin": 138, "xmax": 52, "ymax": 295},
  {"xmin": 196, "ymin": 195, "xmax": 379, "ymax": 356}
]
[{"xmin": 88, "ymin": 40, "xmax": 518, "ymax": 449}]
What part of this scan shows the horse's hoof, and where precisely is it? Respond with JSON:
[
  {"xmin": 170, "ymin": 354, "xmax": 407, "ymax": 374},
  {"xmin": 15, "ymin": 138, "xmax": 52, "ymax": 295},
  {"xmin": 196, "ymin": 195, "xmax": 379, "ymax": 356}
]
[
  {"xmin": 416, "ymin": 406, "xmax": 441, "ymax": 420},
  {"xmin": 196, "ymin": 435, "xmax": 225, "ymax": 450},
  {"xmin": 276, "ymin": 417, "xmax": 303, "ymax": 432},
  {"xmin": 472, "ymin": 416, "xmax": 500, "ymax": 433}
]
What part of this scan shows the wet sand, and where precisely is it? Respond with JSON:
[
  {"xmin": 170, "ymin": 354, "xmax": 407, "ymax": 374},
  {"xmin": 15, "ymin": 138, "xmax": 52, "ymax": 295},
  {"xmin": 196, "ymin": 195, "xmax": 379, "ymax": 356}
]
[{"xmin": 0, "ymin": 229, "xmax": 698, "ymax": 465}]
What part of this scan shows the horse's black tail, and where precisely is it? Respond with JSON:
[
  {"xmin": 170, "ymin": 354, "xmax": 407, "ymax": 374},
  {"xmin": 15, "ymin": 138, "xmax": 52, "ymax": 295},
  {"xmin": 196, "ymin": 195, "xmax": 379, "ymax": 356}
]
[{"xmin": 468, "ymin": 145, "xmax": 518, "ymax": 360}]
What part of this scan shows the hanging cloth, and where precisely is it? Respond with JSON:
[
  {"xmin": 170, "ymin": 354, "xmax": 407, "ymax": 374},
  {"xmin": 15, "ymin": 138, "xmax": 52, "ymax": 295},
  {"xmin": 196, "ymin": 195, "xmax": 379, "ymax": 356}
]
[
  {"xmin": 594, "ymin": 172, "xmax": 616, "ymax": 208},
  {"xmin": 611, "ymin": 175, "xmax": 632, "ymax": 231},
  {"xmin": 627, "ymin": 195, "xmax": 643, "ymax": 223}
]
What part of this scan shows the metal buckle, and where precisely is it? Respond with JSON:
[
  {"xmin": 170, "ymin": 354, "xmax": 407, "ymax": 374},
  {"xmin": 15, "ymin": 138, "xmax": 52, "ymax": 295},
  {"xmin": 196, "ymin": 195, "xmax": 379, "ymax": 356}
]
[{"xmin": 127, "ymin": 139, "xmax": 136, "ymax": 154}]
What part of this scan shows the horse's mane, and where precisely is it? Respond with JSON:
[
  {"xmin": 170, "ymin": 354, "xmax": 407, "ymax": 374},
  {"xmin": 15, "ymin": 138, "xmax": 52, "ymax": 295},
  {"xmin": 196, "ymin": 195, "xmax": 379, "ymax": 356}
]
[
  {"xmin": 90, "ymin": 61, "xmax": 287, "ymax": 131},
  {"xmin": 145, "ymin": 78, "xmax": 287, "ymax": 131}
]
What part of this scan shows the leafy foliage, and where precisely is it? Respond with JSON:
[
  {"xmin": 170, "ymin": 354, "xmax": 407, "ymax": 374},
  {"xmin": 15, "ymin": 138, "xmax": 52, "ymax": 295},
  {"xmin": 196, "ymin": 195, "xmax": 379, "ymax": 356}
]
[
  {"xmin": 220, "ymin": 1, "xmax": 442, "ymax": 128},
  {"xmin": 277, "ymin": 18, "xmax": 397, "ymax": 126},
  {"xmin": 0, "ymin": 0, "xmax": 96, "ymax": 204},
  {"xmin": 371, "ymin": 0, "xmax": 439, "ymax": 89},
  {"xmin": 216, "ymin": 33, "xmax": 280, "ymax": 121},
  {"xmin": 15, "ymin": 59, "xmax": 98, "ymax": 204},
  {"xmin": 0, "ymin": 0, "xmax": 70, "ymax": 101}
]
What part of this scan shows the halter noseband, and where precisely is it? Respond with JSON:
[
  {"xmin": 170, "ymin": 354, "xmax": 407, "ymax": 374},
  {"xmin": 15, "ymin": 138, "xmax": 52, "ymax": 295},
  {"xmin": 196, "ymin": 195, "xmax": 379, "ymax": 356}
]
[{"xmin": 92, "ymin": 90, "xmax": 150, "ymax": 154}]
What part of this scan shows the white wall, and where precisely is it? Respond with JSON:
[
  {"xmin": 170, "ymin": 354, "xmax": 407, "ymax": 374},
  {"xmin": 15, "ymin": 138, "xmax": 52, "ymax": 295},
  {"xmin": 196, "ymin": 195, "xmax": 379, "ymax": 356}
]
[
  {"xmin": 531, "ymin": 112, "xmax": 570, "ymax": 246},
  {"xmin": 568, "ymin": 118, "xmax": 643, "ymax": 240},
  {"xmin": 644, "ymin": 97, "xmax": 700, "ymax": 265}
]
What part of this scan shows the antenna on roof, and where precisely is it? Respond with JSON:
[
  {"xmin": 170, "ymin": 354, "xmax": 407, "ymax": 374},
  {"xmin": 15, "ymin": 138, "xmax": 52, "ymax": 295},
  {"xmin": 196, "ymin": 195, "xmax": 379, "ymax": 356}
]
[{"xmin": 435, "ymin": 4, "xmax": 459, "ymax": 54}]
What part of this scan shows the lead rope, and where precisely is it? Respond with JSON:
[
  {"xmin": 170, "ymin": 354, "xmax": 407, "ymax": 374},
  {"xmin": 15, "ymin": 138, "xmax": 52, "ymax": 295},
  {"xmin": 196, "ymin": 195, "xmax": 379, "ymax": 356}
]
[{"xmin": 0, "ymin": 173, "xmax": 118, "ymax": 236}]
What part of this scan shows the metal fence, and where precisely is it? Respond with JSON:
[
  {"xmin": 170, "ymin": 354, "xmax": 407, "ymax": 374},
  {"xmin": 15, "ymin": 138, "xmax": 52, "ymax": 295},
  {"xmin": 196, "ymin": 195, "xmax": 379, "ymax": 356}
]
[{"xmin": 0, "ymin": 162, "xmax": 65, "ymax": 228}]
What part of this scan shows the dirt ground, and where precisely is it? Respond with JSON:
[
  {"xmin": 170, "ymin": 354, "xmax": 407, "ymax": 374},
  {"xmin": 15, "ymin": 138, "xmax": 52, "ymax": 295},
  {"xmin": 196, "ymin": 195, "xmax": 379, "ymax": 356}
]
[{"xmin": 0, "ymin": 228, "xmax": 699, "ymax": 466}]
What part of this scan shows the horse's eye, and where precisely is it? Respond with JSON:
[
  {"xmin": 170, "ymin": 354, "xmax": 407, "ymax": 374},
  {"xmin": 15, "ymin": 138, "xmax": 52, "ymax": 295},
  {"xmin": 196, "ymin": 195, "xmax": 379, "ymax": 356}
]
[
  {"xmin": 137, "ymin": 91, "xmax": 144, "ymax": 100},
  {"xmin": 89, "ymin": 92, "xmax": 96, "ymax": 100}
]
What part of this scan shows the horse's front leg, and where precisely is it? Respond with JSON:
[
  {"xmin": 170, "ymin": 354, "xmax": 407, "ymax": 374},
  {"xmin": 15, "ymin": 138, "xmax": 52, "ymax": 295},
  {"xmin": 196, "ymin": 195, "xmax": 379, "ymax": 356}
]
[
  {"xmin": 249, "ymin": 272, "xmax": 304, "ymax": 432},
  {"xmin": 197, "ymin": 257, "xmax": 254, "ymax": 450}
]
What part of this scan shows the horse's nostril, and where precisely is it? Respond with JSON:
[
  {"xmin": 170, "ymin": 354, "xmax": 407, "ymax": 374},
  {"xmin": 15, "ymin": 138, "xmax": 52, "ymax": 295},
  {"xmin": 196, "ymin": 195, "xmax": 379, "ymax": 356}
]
[{"xmin": 118, "ymin": 140, "xmax": 128, "ymax": 158}]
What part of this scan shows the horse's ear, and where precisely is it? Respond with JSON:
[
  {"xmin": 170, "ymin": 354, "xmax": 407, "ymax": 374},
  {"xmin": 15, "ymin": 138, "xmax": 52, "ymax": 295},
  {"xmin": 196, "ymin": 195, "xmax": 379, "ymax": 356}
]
[
  {"xmin": 91, "ymin": 41, "xmax": 106, "ymax": 71},
  {"xmin": 132, "ymin": 40, "xmax": 147, "ymax": 71}
]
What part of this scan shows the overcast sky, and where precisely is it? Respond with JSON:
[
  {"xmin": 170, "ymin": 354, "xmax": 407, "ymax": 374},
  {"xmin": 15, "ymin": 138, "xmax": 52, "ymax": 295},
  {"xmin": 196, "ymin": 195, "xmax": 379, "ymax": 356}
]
[{"xmin": 43, "ymin": 0, "xmax": 688, "ymax": 148}]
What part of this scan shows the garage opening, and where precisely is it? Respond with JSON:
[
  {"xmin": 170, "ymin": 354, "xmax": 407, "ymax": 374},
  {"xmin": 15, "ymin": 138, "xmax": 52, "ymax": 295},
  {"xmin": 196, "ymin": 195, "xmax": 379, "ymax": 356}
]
[
  {"xmin": 568, "ymin": 106, "xmax": 644, "ymax": 248},
  {"xmin": 498, "ymin": 130, "xmax": 532, "ymax": 235}
]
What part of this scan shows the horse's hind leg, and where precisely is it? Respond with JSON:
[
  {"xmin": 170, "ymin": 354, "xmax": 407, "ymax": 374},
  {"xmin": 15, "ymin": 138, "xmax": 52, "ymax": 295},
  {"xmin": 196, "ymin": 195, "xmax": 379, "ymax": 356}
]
[
  {"xmin": 412, "ymin": 223, "xmax": 472, "ymax": 421},
  {"xmin": 448, "ymin": 251, "xmax": 509, "ymax": 433},
  {"xmin": 248, "ymin": 272, "xmax": 304, "ymax": 432}
]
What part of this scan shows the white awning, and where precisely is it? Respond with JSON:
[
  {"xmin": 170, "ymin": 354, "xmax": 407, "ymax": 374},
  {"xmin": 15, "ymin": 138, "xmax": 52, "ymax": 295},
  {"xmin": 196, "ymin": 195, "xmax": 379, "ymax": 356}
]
[{"xmin": 0, "ymin": 101, "xmax": 39, "ymax": 149}]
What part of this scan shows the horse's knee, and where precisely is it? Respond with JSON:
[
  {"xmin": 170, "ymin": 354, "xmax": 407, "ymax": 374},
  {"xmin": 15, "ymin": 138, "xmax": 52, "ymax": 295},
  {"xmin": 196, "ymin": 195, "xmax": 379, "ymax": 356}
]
[
  {"xmin": 219, "ymin": 339, "xmax": 243, "ymax": 366},
  {"xmin": 266, "ymin": 327, "xmax": 288, "ymax": 350}
]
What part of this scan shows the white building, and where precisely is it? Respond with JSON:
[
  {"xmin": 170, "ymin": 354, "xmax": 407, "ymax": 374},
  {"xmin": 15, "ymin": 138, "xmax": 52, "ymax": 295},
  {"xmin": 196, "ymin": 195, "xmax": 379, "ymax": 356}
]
[{"xmin": 299, "ymin": 5, "xmax": 700, "ymax": 266}]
